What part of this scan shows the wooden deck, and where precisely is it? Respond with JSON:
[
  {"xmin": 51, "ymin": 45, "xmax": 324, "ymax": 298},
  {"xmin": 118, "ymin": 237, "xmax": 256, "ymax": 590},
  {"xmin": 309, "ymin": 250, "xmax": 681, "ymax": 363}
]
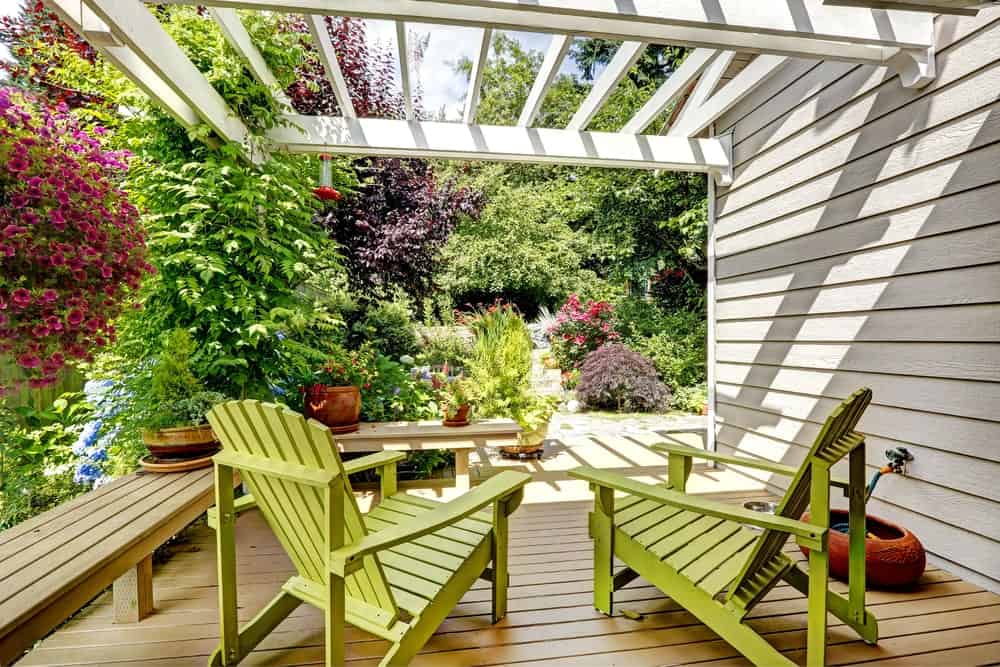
[{"xmin": 18, "ymin": 424, "xmax": 1000, "ymax": 665}]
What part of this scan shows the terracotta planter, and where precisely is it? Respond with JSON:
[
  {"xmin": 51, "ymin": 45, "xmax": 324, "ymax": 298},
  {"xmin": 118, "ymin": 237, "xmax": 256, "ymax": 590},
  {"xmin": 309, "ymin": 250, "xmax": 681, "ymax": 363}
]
[
  {"xmin": 800, "ymin": 510, "xmax": 926, "ymax": 588},
  {"xmin": 443, "ymin": 404, "xmax": 471, "ymax": 427},
  {"xmin": 303, "ymin": 385, "xmax": 361, "ymax": 434},
  {"xmin": 143, "ymin": 424, "xmax": 219, "ymax": 460},
  {"xmin": 699, "ymin": 402, "xmax": 709, "ymax": 416}
]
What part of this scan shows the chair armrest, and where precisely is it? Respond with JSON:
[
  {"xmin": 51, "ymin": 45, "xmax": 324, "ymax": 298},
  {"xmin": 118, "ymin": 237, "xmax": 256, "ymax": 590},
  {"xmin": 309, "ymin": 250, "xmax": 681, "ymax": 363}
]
[
  {"xmin": 207, "ymin": 494, "xmax": 257, "ymax": 529},
  {"xmin": 650, "ymin": 442, "xmax": 849, "ymax": 490},
  {"xmin": 330, "ymin": 470, "xmax": 531, "ymax": 576},
  {"xmin": 342, "ymin": 451, "xmax": 407, "ymax": 475},
  {"xmin": 569, "ymin": 465, "xmax": 825, "ymax": 550}
]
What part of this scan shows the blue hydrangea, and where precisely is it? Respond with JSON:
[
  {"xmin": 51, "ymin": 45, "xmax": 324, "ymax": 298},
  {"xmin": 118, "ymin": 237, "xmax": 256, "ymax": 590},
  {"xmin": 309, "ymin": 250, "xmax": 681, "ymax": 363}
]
[{"xmin": 73, "ymin": 462, "xmax": 104, "ymax": 486}]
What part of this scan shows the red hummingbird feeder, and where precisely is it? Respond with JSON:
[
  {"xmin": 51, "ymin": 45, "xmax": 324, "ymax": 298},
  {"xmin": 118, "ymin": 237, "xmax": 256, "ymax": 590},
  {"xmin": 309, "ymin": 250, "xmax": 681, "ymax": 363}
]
[{"xmin": 313, "ymin": 154, "xmax": 342, "ymax": 202}]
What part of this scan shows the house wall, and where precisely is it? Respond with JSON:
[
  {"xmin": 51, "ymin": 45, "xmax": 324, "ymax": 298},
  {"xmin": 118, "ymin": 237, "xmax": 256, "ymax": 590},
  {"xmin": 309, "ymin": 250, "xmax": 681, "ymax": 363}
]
[{"xmin": 711, "ymin": 9, "xmax": 1000, "ymax": 591}]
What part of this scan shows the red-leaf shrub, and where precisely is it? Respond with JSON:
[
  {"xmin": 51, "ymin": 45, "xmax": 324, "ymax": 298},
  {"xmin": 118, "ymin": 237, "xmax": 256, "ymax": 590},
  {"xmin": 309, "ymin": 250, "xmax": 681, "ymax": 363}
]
[
  {"xmin": 0, "ymin": 87, "xmax": 151, "ymax": 390},
  {"xmin": 315, "ymin": 158, "xmax": 484, "ymax": 297},
  {"xmin": 548, "ymin": 294, "xmax": 619, "ymax": 370},
  {"xmin": 576, "ymin": 344, "xmax": 669, "ymax": 413}
]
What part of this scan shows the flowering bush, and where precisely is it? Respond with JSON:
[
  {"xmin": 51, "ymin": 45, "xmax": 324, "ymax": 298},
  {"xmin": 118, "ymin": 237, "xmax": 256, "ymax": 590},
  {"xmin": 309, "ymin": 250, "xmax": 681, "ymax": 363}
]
[
  {"xmin": 548, "ymin": 294, "xmax": 619, "ymax": 370},
  {"xmin": 576, "ymin": 344, "xmax": 669, "ymax": 413},
  {"xmin": 0, "ymin": 87, "xmax": 151, "ymax": 391}
]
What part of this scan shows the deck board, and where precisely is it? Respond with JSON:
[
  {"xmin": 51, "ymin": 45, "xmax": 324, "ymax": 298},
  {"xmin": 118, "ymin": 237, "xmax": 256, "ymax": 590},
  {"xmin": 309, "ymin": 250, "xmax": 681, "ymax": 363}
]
[{"xmin": 18, "ymin": 493, "xmax": 1000, "ymax": 667}]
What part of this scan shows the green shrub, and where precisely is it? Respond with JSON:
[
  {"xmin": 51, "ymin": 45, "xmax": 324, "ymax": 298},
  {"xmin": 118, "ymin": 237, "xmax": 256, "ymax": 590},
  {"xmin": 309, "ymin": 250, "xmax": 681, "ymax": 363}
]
[
  {"xmin": 629, "ymin": 312, "xmax": 706, "ymax": 391},
  {"xmin": 612, "ymin": 296, "xmax": 669, "ymax": 340},
  {"xmin": 463, "ymin": 303, "xmax": 534, "ymax": 422},
  {"xmin": 672, "ymin": 383, "xmax": 707, "ymax": 414},
  {"xmin": 349, "ymin": 299, "xmax": 420, "ymax": 360},
  {"xmin": 418, "ymin": 331, "xmax": 473, "ymax": 368},
  {"xmin": 0, "ymin": 394, "xmax": 94, "ymax": 529}
]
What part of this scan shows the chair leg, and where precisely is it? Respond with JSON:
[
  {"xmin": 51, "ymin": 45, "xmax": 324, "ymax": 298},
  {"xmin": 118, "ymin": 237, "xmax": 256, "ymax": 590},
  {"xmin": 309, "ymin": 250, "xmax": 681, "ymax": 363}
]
[
  {"xmin": 593, "ymin": 486, "xmax": 615, "ymax": 616},
  {"xmin": 326, "ymin": 575, "xmax": 346, "ymax": 667},
  {"xmin": 806, "ymin": 549, "xmax": 829, "ymax": 667},
  {"xmin": 214, "ymin": 463, "xmax": 240, "ymax": 666},
  {"xmin": 492, "ymin": 500, "xmax": 510, "ymax": 624}
]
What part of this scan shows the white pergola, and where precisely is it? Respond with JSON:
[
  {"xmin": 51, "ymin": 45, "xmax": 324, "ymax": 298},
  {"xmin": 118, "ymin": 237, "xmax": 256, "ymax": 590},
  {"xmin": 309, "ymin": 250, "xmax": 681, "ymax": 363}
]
[{"xmin": 43, "ymin": 0, "xmax": 981, "ymax": 184}]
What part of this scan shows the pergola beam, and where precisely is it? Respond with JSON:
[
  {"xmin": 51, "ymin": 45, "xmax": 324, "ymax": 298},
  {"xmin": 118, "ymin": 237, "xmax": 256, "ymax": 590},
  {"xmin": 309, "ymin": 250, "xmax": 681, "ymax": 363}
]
[
  {"xmin": 269, "ymin": 115, "xmax": 731, "ymax": 179},
  {"xmin": 171, "ymin": 0, "xmax": 932, "ymax": 65},
  {"xmin": 669, "ymin": 54, "xmax": 789, "ymax": 137},
  {"xmin": 566, "ymin": 41, "xmax": 645, "ymax": 131},
  {"xmin": 621, "ymin": 48, "xmax": 717, "ymax": 134},
  {"xmin": 209, "ymin": 7, "xmax": 290, "ymax": 107},
  {"xmin": 81, "ymin": 0, "xmax": 250, "ymax": 147},
  {"xmin": 306, "ymin": 14, "xmax": 356, "ymax": 118},
  {"xmin": 463, "ymin": 27, "xmax": 492, "ymax": 124},
  {"xmin": 396, "ymin": 22, "xmax": 415, "ymax": 120},
  {"xmin": 518, "ymin": 34, "xmax": 572, "ymax": 127},
  {"xmin": 43, "ymin": 0, "xmax": 200, "ymax": 129}
]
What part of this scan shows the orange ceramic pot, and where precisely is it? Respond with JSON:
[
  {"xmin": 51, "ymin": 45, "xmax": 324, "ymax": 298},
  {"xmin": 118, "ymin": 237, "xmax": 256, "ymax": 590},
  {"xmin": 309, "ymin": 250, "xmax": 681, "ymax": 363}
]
[
  {"xmin": 442, "ymin": 404, "xmax": 471, "ymax": 427},
  {"xmin": 303, "ymin": 385, "xmax": 361, "ymax": 434},
  {"xmin": 801, "ymin": 510, "xmax": 925, "ymax": 588}
]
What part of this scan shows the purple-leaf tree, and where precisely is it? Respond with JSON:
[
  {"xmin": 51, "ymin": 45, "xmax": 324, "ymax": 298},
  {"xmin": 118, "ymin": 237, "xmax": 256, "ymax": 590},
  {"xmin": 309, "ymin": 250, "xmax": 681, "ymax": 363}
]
[{"xmin": 315, "ymin": 158, "xmax": 484, "ymax": 297}]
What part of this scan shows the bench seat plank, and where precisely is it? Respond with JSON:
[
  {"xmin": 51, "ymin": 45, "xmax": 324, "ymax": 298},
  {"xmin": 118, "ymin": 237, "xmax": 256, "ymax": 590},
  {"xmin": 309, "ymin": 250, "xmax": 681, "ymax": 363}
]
[{"xmin": 0, "ymin": 468, "xmax": 228, "ymax": 665}]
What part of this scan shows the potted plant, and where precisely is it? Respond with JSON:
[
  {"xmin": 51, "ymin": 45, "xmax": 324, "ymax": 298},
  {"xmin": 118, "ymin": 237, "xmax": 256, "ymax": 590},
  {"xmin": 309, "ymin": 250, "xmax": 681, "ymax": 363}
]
[
  {"xmin": 141, "ymin": 330, "xmax": 226, "ymax": 468},
  {"xmin": 434, "ymin": 373, "xmax": 477, "ymax": 427},
  {"xmin": 301, "ymin": 346, "xmax": 375, "ymax": 434},
  {"xmin": 502, "ymin": 394, "xmax": 558, "ymax": 459}
]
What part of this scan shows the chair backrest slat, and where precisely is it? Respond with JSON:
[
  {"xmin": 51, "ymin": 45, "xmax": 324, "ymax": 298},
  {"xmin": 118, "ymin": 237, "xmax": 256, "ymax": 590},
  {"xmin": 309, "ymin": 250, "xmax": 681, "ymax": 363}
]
[
  {"xmin": 209, "ymin": 400, "xmax": 397, "ymax": 619},
  {"xmin": 727, "ymin": 388, "xmax": 872, "ymax": 602}
]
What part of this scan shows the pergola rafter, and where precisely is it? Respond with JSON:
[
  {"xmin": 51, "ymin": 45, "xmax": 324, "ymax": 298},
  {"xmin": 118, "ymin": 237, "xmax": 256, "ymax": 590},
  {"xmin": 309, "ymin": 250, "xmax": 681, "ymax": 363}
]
[
  {"xmin": 396, "ymin": 22, "xmax": 416, "ymax": 120},
  {"xmin": 43, "ymin": 0, "xmax": 953, "ymax": 184},
  {"xmin": 517, "ymin": 34, "xmax": 571, "ymax": 127},
  {"xmin": 307, "ymin": 13, "xmax": 356, "ymax": 118},
  {"xmin": 170, "ymin": 0, "xmax": 934, "ymax": 67},
  {"xmin": 208, "ymin": 7, "xmax": 290, "ymax": 108}
]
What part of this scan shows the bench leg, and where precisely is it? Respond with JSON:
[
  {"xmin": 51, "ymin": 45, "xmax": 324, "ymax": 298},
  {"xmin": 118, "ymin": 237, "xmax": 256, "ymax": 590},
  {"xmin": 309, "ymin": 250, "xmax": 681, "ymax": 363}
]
[
  {"xmin": 454, "ymin": 449, "xmax": 471, "ymax": 492},
  {"xmin": 113, "ymin": 553, "xmax": 154, "ymax": 624}
]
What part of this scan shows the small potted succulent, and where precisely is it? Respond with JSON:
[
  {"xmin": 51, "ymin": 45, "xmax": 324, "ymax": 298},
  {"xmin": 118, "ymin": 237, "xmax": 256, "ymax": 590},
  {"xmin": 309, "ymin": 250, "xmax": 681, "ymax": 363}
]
[
  {"xmin": 434, "ymin": 373, "xmax": 477, "ymax": 427},
  {"xmin": 301, "ymin": 346, "xmax": 376, "ymax": 434},
  {"xmin": 141, "ymin": 330, "xmax": 226, "ymax": 467}
]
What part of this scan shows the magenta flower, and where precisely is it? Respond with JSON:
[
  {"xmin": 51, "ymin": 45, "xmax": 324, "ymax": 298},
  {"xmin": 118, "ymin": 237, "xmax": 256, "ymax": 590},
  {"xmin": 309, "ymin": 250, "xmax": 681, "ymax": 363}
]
[
  {"xmin": 11, "ymin": 288, "xmax": 31, "ymax": 308},
  {"xmin": 66, "ymin": 309, "xmax": 84, "ymax": 327},
  {"xmin": 7, "ymin": 155, "xmax": 29, "ymax": 172},
  {"xmin": 16, "ymin": 353, "xmax": 41, "ymax": 369}
]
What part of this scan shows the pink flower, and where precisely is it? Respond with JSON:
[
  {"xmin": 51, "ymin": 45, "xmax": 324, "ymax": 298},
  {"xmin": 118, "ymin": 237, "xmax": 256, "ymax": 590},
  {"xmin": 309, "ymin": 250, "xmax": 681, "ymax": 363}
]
[
  {"xmin": 574, "ymin": 335, "xmax": 586, "ymax": 345},
  {"xmin": 41, "ymin": 289, "xmax": 58, "ymax": 303},
  {"xmin": 66, "ymin": 309, "xmax": 84, "ymax": 327},
  {"xmin": 16, "ymin": 353, "xmax": 41, "ymax": 369},
  {"xmin": 12, "ymin": 288, "xmax": 31, "ymax": 308},
  {"xmin": 7, "ymin": 155, "xmax": 29, "ymax": 172}
]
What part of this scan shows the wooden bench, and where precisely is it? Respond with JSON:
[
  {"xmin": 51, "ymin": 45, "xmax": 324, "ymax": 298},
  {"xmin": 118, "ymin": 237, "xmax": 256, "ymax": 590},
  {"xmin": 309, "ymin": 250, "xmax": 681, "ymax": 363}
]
[
  {"xmin": 0, "ymin": 467, "xmax": 231, "ymax": 665},
  {"xmin": 335, "ymin": 419, "xmax": 521, "ymax": 491}
]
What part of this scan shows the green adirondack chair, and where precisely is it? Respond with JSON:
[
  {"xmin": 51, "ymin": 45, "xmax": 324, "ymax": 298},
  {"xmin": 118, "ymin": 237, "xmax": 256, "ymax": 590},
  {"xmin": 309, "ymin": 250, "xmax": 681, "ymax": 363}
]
[
  {"xmin": 205, "ymin": 400, "xmax": 530, "ymax": 666},
  {"xmin": 570, "ymin": 387, "xmax": 877, "ymax": 667}
]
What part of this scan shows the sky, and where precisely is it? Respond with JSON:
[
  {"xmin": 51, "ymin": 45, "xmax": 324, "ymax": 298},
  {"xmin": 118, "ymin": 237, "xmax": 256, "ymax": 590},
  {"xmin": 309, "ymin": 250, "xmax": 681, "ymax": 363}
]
[{"xmin": 0, "ymin": 1, "xmax": 582, "ymax": 117}]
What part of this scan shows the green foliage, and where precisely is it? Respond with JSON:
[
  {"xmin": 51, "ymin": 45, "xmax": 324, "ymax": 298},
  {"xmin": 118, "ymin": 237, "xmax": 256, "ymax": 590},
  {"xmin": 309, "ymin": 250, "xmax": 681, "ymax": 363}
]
[
  {"xmin": 672, "ymin": 383, "xmax": 708, "ymax": 414},
  {"xmin": 462, "ymin": 304, "xmax": 553, "ymax": 431},
  {"xmin": 0, "ymin": 394, "xmax": 93, "ymax": 529},
  {"xmin": 349, "ymin": 299, "xmax": 420, "ymax": 360},
  {"xmin": 149, "ymin": 330, "xmax": 200, "ymax": 410},
  {"xmin": 417, "ymin": 331, "xmax": 473, "ymax": 368},
  {"xmin": 438, "ymin": 168, "xmax": 610, "ymax": 313},
  {"xmin": 627, "ymin": 312, "xmax": 707, "ymax": 393},
  {"xmin": 360, "ymin": 354, "xmax": 436, "ymax": 423},
  {"xmin": 122, "ymin": 146, "xmax": 346, "ymax": 398}
]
